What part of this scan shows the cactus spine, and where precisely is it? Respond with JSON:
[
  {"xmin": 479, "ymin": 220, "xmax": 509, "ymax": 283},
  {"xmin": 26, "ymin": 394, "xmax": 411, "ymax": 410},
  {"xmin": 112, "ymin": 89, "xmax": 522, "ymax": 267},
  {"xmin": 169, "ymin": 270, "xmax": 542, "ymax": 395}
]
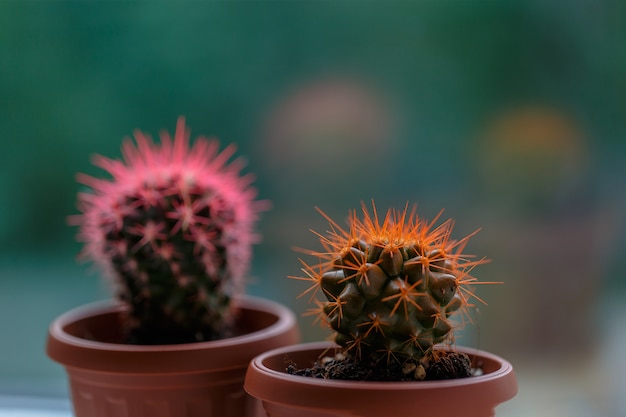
[
  {"xmin": 295, "ymin": 201, "xmax": 488, "ymax": 368},
  {"xmin": 73, "ymin": 117, "xmax": 263, "ymax": 344}
]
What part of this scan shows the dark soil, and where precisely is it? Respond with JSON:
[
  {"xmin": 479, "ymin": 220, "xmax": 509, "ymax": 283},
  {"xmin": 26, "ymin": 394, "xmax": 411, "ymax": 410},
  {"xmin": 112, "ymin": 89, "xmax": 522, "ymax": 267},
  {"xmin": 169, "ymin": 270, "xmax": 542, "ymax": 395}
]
[
  {"xmin": 124, "ymin": 323, "xmax": 233, "ymax": 345},
  {"xmin": 286, "ymin": 350, "xmax": 473, "ymax": 381}
]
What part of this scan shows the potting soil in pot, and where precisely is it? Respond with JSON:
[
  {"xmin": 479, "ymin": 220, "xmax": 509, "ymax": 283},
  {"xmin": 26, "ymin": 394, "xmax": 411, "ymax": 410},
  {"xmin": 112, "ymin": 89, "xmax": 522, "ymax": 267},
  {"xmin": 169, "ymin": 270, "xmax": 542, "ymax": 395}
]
[{"xmin": 287, "ymin": 349, "xmax": 473, "ymax": 381}]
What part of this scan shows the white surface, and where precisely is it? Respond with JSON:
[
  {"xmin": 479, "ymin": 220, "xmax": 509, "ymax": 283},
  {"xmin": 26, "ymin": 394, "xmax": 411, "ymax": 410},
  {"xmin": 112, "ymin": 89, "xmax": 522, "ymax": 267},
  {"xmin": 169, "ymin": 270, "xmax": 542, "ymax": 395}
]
[
  {"xmin": 0, "ymin": 396, "xmax": 71, "ymax": 417},
  {"xmin": 0, "ymin": 411, "xmax": 70, "ymax": 417}
]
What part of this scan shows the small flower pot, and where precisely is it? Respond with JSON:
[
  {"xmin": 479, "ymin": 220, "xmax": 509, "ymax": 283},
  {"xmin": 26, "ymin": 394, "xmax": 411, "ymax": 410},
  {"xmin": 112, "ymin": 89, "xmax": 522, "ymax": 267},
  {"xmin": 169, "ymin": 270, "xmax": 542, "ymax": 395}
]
[
  {"xmin": 244, "ymin": 341, "xmax": 517, "ymax": 417},
  {"xmin": 47, "ymin": 295, "xmax": 299, "ymax": 417}
]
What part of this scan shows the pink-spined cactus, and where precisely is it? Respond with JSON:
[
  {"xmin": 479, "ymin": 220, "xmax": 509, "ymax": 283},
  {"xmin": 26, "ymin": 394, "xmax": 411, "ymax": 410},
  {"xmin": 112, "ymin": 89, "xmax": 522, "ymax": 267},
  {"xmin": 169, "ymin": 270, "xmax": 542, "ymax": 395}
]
[{"xmin": 71, "ymin": 117, "xmax": 264, "ymax": 344}]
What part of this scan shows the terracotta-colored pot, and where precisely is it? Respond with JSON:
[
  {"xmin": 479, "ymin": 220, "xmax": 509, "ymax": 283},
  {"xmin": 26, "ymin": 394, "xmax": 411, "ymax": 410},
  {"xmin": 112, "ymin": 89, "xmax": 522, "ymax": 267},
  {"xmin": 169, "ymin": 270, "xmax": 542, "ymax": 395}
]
[
  {"xmin": 47, "ymin": 295, "xmax": 299, "ymax": 417},
  {"xmin": 245, "ymin": 342, "xmax": 517, "ymax": 417}
]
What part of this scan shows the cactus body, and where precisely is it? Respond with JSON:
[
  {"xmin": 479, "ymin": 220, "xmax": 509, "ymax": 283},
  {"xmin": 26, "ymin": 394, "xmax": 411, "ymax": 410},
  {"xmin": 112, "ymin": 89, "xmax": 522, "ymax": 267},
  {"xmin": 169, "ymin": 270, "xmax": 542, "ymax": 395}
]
[
  {"xmin": 73, "ymin": 117, "xmax": 262, "ymax": 344},
  {"xmin": 297, "ymin": 202, "xmax": 487, "ymax": 364}
]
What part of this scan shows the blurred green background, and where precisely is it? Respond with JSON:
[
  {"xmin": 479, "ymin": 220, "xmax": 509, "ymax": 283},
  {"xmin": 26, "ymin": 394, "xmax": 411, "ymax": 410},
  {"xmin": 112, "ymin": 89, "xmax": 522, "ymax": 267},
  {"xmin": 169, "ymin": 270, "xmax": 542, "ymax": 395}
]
[{"xmin": 1, "ymin": 1, "xmax": 625, "ymax": 415}]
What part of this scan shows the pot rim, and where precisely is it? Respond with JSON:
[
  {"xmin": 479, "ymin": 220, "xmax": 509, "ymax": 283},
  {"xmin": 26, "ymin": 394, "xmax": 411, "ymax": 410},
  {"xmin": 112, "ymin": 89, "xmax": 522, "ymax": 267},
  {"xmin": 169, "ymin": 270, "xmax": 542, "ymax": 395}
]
[
  {"xmin": 46, "ymin": 295, "xmax": 298, "ymax": 373},
  {"xmin": 248, "ymin": 341, "xmax": 514, "ymax": 389},
  {"xmin": 250, "ymin": 342, "xmax": 513, "ymax": 390},
  {"xmin": 245, "ymin": 341, "xmax": 518, "ymax": 415}
]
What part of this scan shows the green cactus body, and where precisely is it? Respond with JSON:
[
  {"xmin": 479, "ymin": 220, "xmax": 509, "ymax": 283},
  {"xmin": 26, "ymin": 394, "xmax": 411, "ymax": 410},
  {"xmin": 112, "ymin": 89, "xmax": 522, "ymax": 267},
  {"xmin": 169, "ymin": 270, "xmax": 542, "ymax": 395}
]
[
  {"xmin": 297, "ymin": 202, "xmax": 487, "ymax": 364},
  {"xmin": 74, "ymin": 117, "xmax": 263, "ymax": 344}
]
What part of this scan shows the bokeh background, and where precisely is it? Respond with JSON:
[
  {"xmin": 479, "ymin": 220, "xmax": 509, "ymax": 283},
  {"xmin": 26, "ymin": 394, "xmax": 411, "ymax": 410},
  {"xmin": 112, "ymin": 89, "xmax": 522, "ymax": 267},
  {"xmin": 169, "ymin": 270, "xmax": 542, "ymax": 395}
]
[{"xmin": 1, "ymin": 1, "xmax": 625, "ymax": 416}]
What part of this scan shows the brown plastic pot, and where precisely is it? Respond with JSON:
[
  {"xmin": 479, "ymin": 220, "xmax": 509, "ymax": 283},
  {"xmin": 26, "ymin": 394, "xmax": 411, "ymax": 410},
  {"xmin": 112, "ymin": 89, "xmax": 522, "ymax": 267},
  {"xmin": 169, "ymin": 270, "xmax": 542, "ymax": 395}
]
[
  {"xmin": 47, "ymin": 295, "xmax": 299, "ymax": 417},
  {"xmin": 245, "ymin": 342, "xmax": 517, "ymax": 417}
]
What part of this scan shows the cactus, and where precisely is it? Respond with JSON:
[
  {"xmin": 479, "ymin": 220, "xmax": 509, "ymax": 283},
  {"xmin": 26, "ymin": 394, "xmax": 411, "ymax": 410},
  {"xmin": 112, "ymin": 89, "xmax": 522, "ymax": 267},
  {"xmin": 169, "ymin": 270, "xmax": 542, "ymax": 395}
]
[
  {"xmin": 294, "ymin": 201, "xmax": 489, "ymax": 374},
  {"xmin": 72, "ymin": 117, "xmax": 263, "ymax": 344}
]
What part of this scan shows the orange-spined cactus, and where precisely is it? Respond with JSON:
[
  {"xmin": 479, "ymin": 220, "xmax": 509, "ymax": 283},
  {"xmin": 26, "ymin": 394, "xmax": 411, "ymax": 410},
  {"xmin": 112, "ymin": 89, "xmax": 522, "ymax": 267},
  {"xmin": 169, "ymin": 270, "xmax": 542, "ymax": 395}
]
[
  {"xmin": 294, "ymin": 201, "xmax": 489, "ymax": 372},
  {"xmin": 72, "ymin": 117, "xmax": 264, "ymax": 344}
]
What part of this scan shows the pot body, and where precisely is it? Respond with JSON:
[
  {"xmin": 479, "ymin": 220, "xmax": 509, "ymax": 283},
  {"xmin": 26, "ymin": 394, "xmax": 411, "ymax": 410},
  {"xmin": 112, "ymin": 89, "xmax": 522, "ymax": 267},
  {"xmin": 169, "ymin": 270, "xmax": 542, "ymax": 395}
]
[
  {"xmin": 47, "ymin": 296, "xmax": 299, "ymax": 417},
  {"xmin": 245, "ymin": 342, "xmax": 517, "ymax": 417}
]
